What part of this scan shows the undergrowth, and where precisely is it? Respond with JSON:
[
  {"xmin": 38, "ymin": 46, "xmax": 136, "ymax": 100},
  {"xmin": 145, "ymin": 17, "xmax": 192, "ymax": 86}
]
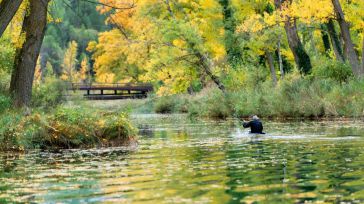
[{"xmin": 0, "ymin": 106, "xmax": 137, "ymax": 151}]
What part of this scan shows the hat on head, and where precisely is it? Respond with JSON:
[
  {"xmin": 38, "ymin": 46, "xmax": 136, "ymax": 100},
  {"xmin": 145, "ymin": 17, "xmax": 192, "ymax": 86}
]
[{"xmin": 252, "ymin": 115, "xmax": 259, "ymax": 120}]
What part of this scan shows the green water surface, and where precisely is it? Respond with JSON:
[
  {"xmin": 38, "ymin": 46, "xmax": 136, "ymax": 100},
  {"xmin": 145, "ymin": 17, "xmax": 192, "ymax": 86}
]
[{"xmin": 1, "ymin": 114, "xmax": 364, "ymax": 203}]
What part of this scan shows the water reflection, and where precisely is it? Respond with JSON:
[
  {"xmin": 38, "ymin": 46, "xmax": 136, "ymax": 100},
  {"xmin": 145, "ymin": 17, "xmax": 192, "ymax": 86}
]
[{"xmin": 0, "ymin": 115, "xmax": 364, "ymax": 203}]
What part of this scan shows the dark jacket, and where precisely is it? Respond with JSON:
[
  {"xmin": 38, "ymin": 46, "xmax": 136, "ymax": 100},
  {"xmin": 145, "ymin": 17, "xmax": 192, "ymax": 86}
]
[{"xmin": 243, "ymin": 119, "xmax": 264, "ymax": 134}]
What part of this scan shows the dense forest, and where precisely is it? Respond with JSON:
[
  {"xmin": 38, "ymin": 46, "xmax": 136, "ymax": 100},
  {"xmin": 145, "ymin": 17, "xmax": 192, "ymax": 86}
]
[
  {"xmin": 0, "ymin": 0, "xmax": 364, "ymax": 149},
  {"xmin": 1, "ymin": 0, "xmax": 364, "ymax": 96}
]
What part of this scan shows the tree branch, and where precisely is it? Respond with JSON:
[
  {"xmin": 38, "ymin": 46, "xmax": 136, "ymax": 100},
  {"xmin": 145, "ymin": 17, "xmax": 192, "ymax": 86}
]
[{"xmin": 79, "ymin": 0, "xmax": 136, "ymax": 10}]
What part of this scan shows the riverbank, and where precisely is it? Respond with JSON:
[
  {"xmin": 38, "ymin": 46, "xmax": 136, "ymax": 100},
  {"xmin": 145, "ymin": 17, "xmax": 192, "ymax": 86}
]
[
  {"xmin": 0, "ymin": 105, "xmax": 137, "ymax": 151},
  {"xmin": 0, "ymin": 78, "xmax": 138, "ymax": 151},
  {"xmin": 85, "ymin": 78, "xmax": 364, "ymax": 120}
]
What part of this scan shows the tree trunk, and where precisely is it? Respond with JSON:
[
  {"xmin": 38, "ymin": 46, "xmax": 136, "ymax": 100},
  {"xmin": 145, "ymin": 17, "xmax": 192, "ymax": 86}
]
[
  {"xmin": 277, "ymin": 38, "xmax": 284, "ymax": 79},
  {"xmin": 265, "ymin": 51, "xmax": 278, "ymax": 86},
  {"xmin": 309, "ymin": 29, "xmax": 318, "ymax": 55},
  {"xmin": 331, "ymin": 0, "xmax": 361, "ymax": 76},
  {"xmin": 362, "ymin": 37, "xmax": 364, "ymax": 72},
  {"xmin": 320, "ymin": 25, "xmax": 331, "ymax": 54},
  {"xmin": 326, "ymin": 19, "xmax": 345, "ymax": 62},
  {"xmin": 285, "ymin": 18, "xmax": 312, "ymax": 74},
  {"xmin": 0, "ymin": 0, "xmax": 23, "ymax": 37},
  {"xmin": 163, "ymin": 0, "xmax": 225, "ymax": 92},
  {"xmin": 10, "ymin": 0, "xmax": 50, "ymax": 107},
  {"xmin": 274, "ymin": 0, "xmax": 312, "ymax": 75},
  {"xmin": 195, "ymin": 51, "xmax": 226, "ymax": 93}
]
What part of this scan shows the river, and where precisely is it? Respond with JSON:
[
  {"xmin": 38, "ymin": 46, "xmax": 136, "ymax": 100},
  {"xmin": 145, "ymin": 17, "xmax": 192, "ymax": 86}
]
[{"xmin": 1, "ymin": 114, "xmax": 364, "ymax": 203}]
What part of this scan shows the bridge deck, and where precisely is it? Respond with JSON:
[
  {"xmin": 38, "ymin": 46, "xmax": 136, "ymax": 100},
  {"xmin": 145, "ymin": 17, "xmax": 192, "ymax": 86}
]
[{"xmin": 69, "ymin": 83, "xmax": 153, "ymax": 100}]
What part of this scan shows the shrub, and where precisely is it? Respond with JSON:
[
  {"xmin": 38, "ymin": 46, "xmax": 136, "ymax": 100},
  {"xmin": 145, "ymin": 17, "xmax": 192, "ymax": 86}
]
[
  {"xmin": 32, "ymin": 78, "xmax": 67, "ymax": 109},
  {"xmin": 0, "ymin": 111, "xmax": 23, "ymax": 150},
  {"xmin": 325, "ymin": 80, "xmax": 364, "ymax": 117},
  {"xmin": 313, "ymin": 61, "xmax": 353, "ymax": 83},
  {"xmin": 184, "ymin": 78, "xmax": 364, "ymax": 119},
  {"xmin": 0, "ymin": 106, "xmax": 137, "ymax": 150},
  {"xmin": 154, "ymin": 96, "xmax": 178, "ymax": 113},
  {"xmin": 0, "ymin": 37, "xmax": 15, "ymax": 74},
  {"xmin": 188, "ymin": 89, "xmax": 232, "ymax": 119},
  {"xmin": 0, "ymin": 70, "xmax": 10, "ymax": 94},
  {"xmin": 0, "ymin": 94, "xmax": 11, "ymax": 112}
]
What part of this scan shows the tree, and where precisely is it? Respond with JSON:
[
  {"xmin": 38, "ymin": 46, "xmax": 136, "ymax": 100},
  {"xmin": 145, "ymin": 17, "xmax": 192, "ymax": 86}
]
[
  {"xmin": 274, "ymin": 0, "xmax": 312, "ymax": 75},
  {"xmin": 61, "ymin": 41, "xmax": 78, "ymax": 82},
  {"xmin": 10, "ymin": 0, "xmax": 50, "ymax": 107},
  {"xmin": 34, "ymin": 58, "xmax": 42, "ymax": 85},
  {"xmin": 362, "ymin": 37, "xmax": 364, "ymax": 71},
  {"xmin": 326, "ymin": 19, "xmax": 345, "ymax": 62},
  {"xmin": 218, "ymin": 0, "xmax": 241, "ymax": 63},
  {"xmin": 45, "ymin": 61, "xmax": 55, "ymax": 78},
  {"xmin": 265, "ymin": 51, "xmax": 278, "ymax": 86},
  {"xmin": 236, "ymin": 0, "xmax": 282, "ymax": 84},
  {"xmin": 0, "ymin": 0, "xmax": 23, "ymax": 37},
  {"xmin": 91, "ymin": 0, "xmax": 227, "ymax": 94},
  {"xmin": 331, "ymin": 0, "xmax": 362, "ymax": 76},
  {"xmin": 79, "ymin": 56, "xmax": 90, "ymax": 83}
]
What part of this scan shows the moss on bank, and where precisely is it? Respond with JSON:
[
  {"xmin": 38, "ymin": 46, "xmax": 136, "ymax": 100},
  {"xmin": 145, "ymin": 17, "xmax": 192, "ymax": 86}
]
[{"xmin": 0, "ymin": 106, "xmax": 137, "ymax": 151}]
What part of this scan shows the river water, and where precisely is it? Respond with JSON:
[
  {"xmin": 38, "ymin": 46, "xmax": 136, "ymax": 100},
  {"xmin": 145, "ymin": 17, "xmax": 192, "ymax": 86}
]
[{"xmin": 1, "ymin": 114, "xmax": 364, "ymax": 203}]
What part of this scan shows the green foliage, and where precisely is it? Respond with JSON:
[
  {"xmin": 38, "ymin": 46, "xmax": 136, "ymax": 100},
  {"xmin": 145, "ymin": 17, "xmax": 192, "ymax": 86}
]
[
  {"xmin": 312, "ymin": 60, "xmax": 353, "ymax": 83},
  {"xmin": 153, "ymin": 95, "xmax": 190, "ymax": 114},
  {"xmin": 0, "ymin": 106, "xmax": 137, "ymax": 151},
  {"xmin": 42, "ymin": 0, "xmax": 109, "ymax": 74},
  {"xmin": 0, "ymin": 95, "xmax": 12, "ymax": 113},
  {"xmin": 223, "ymin": 63, "xmax": 269, "ymax": 91},
  {"xmin": 149, "ymin": 78, "xmax": 364, "ymax": 119},
  {"xmin": 154, "ymin": 96, "xmax": 175, "ymax": 113},
  {"xmin": 32, "ymin": 78, "xmax": 67, "ymax": 109},
  {"xmin": 0, "ymin": 111, "xmax": 23, "ymax": 150},
  {"xmin": 41, "ymin": 35, "xmax": 63, "ymax": 74},
  {"xmin": 0, "ymin": 37, "xmax": 14, "ymax": 95},
  {"xmin": 188, "ymin": 89, "xmax": 232, "ymax": 119},
  {"xmin": 0, "ymin": 37, "xmax": 15, "ymax": 74},
  {"xmin": 0, "ymin": 70, "xmax": 11, "ymax": 94},
  {"xmin": 325, "ymin": 80, "xmax": 364, "ymax": 117}
]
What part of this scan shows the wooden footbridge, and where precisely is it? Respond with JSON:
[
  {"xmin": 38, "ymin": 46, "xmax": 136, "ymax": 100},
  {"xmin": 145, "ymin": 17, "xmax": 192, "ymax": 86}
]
[{"xmin": 69, "ymin": 83, "xmax": 153, "ymax": 100}]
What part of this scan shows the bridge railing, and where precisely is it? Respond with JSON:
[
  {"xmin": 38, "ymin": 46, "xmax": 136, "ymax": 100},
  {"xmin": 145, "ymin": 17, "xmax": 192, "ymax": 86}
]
[{"xmin": 68, "ymin": 82, "xmax": 154, "ymax": 91}]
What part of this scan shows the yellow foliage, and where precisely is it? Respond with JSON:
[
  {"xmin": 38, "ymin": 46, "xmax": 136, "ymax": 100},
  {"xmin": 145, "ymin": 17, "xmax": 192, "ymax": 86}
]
[
  {"xmin": 34, "ymin": 58, "xmax": 42, "ymax": 85},
  {"xmin": 89, "ymin": 0, "xmax": 363, "ymax": 95},
  {"xmin": 79, "ymin": 57, "xmax": 90, "ymax": 83},
  {"xmin": 237, "ymin": 14, "xmax": 265, "ymax": 33},
  {"xmin": 62, "ymin": 41, "xmax": 78, "ymax": 83},
  {"xmin": 281, "ymin": 48, "xmax": 295, "ymax": 62},
  {"xmin": 343, "ymin": 0, "xmax": 364, "ymax": 31},
  {"xmin": 96, "ymin": 73, "xmax": 115, "ymax": 83},
  {"xmin": 285, "ymin": 0, "xmax": 333, "ymax": 23},
  {"xmin": 200, "ymin": 0, "xmax": 217, "ymax": 9},
  {"xmin": 4, "ymin": 0, "xmax": 29, "ymax": 47},
  {"xmin": 89, "ymin": 0, "xmax": 227, "ymax": 94},
  {"xmin": 172, "ymin": 39, "xmax": 186, "ymax": 48}
]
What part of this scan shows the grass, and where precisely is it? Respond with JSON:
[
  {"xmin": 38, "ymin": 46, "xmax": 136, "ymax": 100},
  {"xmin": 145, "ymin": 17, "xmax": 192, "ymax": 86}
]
[
  {"xmin": 0, "ymin": 105, "xmax": 137, "ymax": 151},
  {"xmin": 139, "ymin": 78, "xmax": 364, "ymax": 120}
]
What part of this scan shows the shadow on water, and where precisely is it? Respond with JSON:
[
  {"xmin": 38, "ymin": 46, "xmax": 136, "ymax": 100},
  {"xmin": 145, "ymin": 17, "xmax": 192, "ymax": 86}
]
[{"xmin": 1, "ymin": 114, "xmax": 364, "ymax": 203}]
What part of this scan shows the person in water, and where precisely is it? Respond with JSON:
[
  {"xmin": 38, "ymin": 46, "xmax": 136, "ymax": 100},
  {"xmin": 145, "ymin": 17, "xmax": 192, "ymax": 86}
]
[{"xmin": 242, "ymin": 115, "xmax": 264, "ymax": 134}]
